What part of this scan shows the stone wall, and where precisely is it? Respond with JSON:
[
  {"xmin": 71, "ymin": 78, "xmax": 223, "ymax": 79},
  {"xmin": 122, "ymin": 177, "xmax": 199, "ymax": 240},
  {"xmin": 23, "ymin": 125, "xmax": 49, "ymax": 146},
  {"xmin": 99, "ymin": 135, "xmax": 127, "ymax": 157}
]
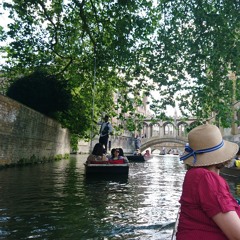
[
  {"xmin": 222, "ymin": 127, "xmax": 240, "ymax": 146},
  {"xmin": 0, "ymin": 94, "xmax": 70, "ymax": 166}
]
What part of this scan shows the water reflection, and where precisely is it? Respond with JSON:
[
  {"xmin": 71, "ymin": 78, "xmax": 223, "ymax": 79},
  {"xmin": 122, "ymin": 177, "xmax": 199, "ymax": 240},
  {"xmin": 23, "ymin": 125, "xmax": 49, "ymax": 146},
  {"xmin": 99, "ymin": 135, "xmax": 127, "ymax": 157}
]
[{"xmin": 3, "ymin": 155, "xmax": 238, "ymax": 239}]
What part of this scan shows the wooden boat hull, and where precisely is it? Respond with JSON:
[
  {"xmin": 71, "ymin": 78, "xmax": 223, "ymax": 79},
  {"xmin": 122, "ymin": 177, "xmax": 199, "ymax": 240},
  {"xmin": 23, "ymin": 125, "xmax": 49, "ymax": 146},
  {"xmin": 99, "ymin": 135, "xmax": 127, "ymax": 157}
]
[
  {"xmin": 126, "ymin": 155, "xmax": 145, "ymax": 162},
  {"xmin": 221, "ymin": 167, "xmax": 240, "ymax": 178},
  {"xmin": 85, "ymin": 163, "xmax": 129, "ymax": 176}
]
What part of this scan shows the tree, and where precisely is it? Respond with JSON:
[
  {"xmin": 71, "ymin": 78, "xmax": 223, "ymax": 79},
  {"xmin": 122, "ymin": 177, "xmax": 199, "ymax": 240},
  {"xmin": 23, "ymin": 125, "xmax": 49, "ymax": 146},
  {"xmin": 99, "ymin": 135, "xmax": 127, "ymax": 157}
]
[
  {"xmin": 149, "ymin": 0, "xmax": 240, "ymax": 127},
  {"xmin": 1, "ymin": 0, "xmax": 240, "ymax": 135},
  {"xmin": 6, "ymin": 70, "xmax": 71, "ymax": 116},
  {"xmin": 1, "ymin": 0, "xmax": 160, "ymax": 137}
]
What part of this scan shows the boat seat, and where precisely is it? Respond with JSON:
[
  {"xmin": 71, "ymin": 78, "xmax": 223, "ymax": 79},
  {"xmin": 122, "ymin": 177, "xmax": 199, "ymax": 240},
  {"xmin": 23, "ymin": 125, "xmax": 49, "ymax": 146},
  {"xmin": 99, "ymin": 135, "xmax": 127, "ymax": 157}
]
[{"xmin": 108, "ymin": 159, "xmax": 124, "ymax": 164}]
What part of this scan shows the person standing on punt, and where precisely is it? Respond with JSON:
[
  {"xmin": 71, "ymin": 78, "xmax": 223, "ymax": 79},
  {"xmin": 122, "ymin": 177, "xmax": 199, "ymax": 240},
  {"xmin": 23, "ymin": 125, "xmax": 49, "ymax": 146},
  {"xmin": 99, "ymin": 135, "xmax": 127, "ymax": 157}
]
[
  {"xmin": 98, "ymin": 115, "xmax": 113, "ymax": 153},
  {"xmin": 134, "ymin": 135, "xmax": 141, "ymax": 150},
  {"xmin": 176, "ymin": 124, "xmax": 240, "ymax": 240}
]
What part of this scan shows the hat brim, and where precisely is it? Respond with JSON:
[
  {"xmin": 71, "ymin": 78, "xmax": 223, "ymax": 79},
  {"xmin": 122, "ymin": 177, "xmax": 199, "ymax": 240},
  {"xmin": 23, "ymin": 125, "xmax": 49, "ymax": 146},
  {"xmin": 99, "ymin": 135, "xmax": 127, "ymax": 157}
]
[{"xmin": 182, "ymin": 140, "xmax": 239, "ymax": 167}]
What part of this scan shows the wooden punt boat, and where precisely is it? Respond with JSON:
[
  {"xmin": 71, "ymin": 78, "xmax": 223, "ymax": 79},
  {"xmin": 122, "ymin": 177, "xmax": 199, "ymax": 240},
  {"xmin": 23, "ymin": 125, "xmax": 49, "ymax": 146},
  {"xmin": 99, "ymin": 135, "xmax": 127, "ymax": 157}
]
[
  {"xmin": 220, "ymin": 167, "xmax": 240, "ymax": 178},
  {"xmin": 84, "ymin": 162, "xmax": 129, "ymax": 176},
  {"xmin": 126, "ymin": 155, "xmax": 145, "ymax": 162},
  {"xmin": 171, "ymin": 208, "xmax": 180, "ymax": 240}
]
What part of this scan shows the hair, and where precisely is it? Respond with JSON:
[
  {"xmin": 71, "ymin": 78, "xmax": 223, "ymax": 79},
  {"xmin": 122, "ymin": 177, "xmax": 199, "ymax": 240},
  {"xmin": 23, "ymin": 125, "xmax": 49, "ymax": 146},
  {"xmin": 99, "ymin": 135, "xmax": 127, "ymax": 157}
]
[
  {"xmin": 185, "ymin": 159, "xmax": 232, "ymax": 170},
  {"xmin": 110, "ymin": 148, "xmax": 116, "ymax": 158},
  {"xmin": 92, "ymin": 143, "xmax": 104, "ymax": 156},
  {"xmin": 118, "ymin": 148, "xmax": 124, "ymax": 157}
]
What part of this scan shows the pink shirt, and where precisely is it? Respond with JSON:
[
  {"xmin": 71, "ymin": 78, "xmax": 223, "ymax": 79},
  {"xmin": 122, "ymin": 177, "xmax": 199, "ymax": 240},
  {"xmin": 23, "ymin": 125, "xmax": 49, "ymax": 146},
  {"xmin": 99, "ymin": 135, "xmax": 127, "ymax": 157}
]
[{"xmin": 177, "ymin": 168, "xmax": 240, "ymax": 240}]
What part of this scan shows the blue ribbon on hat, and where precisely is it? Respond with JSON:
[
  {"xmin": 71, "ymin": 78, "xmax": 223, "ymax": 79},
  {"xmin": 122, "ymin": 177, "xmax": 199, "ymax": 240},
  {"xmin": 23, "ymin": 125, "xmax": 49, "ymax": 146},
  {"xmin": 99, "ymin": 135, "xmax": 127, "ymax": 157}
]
[{"xmin": 180, "ymin": 140, "xmax": 224, "ymax": 164}]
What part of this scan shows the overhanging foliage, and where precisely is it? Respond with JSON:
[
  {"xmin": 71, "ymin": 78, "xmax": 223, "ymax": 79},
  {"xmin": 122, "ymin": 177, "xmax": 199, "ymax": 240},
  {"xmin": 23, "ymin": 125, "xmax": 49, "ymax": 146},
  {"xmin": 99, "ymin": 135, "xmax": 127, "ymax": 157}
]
[{"xmin": 0, "ymin": 0, "xmax": 239, "ymax": 136}]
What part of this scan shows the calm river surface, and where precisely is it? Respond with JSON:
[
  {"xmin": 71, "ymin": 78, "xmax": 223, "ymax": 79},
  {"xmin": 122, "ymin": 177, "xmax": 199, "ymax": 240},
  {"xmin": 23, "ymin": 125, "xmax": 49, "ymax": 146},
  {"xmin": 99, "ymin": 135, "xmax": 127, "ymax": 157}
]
[{"xmin": 0, "ymin": 154, "xmax": 239, "ymax": 240}]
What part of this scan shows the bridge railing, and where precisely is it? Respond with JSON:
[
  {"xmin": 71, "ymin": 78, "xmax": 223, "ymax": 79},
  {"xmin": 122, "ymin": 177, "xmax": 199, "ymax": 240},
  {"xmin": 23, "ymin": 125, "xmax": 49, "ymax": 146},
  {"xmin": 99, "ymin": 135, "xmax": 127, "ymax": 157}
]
[{"xmin": 141, "ymin": 135, "xmax": 187, "ymax": 144}]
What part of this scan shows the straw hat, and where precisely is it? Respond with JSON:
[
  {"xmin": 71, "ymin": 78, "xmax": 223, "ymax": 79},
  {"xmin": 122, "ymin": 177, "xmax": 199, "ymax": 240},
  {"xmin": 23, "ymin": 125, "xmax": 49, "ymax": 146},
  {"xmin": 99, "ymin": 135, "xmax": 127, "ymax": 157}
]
[{"xmin": 180, "ymin": 124, "xmax": 239, "ymax": 167}]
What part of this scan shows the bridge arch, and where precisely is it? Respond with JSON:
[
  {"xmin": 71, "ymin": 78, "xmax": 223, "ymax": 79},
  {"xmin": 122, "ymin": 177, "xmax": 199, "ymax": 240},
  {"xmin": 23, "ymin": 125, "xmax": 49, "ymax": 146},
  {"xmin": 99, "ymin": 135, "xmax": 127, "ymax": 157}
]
[
  {"xmin": 138, "ymin": 118, "xmax": 196, "ymax": 139},
  {"xmin": 163, "ymin": 122, "xmax": 175, "ymax": 136},
  {"xmin": 132, "ymin": 117, "xmax": 196, "ymax": 153},
  {"xmin": 140, "ymin": 136, "xmax": 187, "ymax": 152}
]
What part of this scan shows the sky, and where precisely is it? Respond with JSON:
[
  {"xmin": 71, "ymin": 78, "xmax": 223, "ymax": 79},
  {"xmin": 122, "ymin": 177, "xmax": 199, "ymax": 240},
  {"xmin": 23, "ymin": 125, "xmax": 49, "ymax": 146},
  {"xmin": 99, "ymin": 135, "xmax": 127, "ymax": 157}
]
[{"xmin": 0, "ymin": 2, "xmax": 12, "ymax": 64}]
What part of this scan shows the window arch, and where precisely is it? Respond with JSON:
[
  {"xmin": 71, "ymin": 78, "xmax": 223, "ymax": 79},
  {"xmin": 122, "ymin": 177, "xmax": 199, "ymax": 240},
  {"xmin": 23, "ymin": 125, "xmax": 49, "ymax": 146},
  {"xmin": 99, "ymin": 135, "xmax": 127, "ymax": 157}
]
[{"xmin": 164, "ymin": 123, "xmax": 174, "ymax": 136}]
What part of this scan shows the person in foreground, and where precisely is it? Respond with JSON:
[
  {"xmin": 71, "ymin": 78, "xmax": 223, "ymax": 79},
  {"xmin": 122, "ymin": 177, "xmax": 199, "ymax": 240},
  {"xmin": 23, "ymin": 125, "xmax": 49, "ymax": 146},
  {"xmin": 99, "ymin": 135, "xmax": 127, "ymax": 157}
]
[{"xmin": 176, "ymin": 124, "xmax": 240, "ymax": 240}]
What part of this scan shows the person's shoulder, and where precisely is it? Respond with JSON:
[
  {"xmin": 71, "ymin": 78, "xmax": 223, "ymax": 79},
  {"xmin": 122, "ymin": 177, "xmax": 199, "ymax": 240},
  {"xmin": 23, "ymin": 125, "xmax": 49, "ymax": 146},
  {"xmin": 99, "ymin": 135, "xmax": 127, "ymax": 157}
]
[
  {"xmin": 102, "ymin": 155, "xmax": 108, "ymax": 161},
  {"xmin": 189, "ymin": 167, "xmax": 205, "ymax": 172},
  {"xmin": 189, "ymin": 167, "xmax": 223, "ymax": 183},
  {"xmin": 187, "ymin": 167, "xmax": 210, "ymax": 178},
  {"xmin": 87, "ymin": 154, "xmax": 95, "ymax": 161}
]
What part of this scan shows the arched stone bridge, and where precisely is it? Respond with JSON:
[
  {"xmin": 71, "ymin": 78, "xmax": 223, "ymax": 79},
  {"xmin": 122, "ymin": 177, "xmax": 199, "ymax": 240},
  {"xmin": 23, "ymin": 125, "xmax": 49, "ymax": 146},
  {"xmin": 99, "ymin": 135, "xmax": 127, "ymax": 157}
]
[
  {"xmin": 114, "ymin": 113, "xmax": 239, "ymax": 154},
  {"xmin": 135, "ymin": 117, "xmax": 197, "ymax": 153},
  {"xmin": 140, "ymin": 136, "xmax": 188, "ymax": 152}
]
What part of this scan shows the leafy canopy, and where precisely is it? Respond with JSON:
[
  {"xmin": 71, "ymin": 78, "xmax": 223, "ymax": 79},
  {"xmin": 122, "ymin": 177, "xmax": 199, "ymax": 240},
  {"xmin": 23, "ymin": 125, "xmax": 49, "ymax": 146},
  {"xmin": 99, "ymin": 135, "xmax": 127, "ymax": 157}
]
[
  {"xmin": 7, "ymin": 70, "xmax": 71, "ymax": 115},
  {"xmin": 0, "ymin": 0, "xmax": 239, "ymax": 135}
]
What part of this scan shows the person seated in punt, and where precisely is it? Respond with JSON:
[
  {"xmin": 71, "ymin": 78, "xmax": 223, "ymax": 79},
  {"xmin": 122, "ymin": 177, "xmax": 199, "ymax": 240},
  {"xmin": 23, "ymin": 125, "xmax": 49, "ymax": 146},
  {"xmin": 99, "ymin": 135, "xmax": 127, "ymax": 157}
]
[
  {"xmin": 118, "ymin": 147, "xmax": 129, "ymax": 163},
  {"xmin": 177, "ymin": 124, "xmax": 240, "ymax": 240},
  {"xmin": 143, "ymin": 149, "xmax": 151, "ymax": 157},
  {"xmin": 87, "ymin": 143, "xmax": 108, "ymax": 163},
  {"xmin": 133, "ymin": 149, "xmax": 142, "ymax": 156},
  {"xmin": 108, "ymin": 148, "xmax": 125, "ymax": 164}
]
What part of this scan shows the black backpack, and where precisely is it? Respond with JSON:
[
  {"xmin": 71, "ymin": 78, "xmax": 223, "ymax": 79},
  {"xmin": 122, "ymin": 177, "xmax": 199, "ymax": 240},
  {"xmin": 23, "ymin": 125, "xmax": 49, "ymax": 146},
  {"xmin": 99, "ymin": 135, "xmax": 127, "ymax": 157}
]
[{"xmin": 101, "ymin": 122, "xmax": 109, "ymax": 135}]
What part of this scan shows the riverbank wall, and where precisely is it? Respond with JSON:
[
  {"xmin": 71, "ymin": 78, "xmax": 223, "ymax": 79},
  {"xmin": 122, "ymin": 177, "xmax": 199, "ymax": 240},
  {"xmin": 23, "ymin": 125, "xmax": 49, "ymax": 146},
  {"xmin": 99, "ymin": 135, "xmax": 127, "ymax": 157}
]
[
  {"xmin": 222, "ymin": 128, "xmax": 240, "ymax": 146},
  {"xmin": 0, "ymin": 94, "xmax": 70, "ymax": 167}
]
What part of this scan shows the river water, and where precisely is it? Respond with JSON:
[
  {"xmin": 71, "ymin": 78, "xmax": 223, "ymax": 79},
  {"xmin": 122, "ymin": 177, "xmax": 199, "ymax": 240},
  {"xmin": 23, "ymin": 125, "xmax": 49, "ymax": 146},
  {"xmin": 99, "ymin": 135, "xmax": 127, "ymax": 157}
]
[{"xmin": 0, "ymin": 154, "xmax": 239, "ymax": 240}]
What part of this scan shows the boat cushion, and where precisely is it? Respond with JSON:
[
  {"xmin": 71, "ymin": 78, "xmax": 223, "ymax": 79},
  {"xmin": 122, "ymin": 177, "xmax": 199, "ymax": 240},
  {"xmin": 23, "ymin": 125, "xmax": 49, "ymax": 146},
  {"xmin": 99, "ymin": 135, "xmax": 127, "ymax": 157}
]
[{"xmin": 108, "ymin": 159, "xmax": 124, "ymax": 164}]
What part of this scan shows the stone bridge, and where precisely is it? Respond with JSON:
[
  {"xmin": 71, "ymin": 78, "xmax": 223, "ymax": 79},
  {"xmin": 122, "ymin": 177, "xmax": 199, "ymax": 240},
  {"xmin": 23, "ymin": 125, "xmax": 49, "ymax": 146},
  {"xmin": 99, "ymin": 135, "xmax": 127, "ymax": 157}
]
[
  {"xmin": 135, "ymin": 114, "xmax": 240, "ymax": 153},
  {"xmin": 140, "ymin": 136, "xmax": 188, "ymax": 153},
  {"xmin": 135, "ymin": 117, "xmax": 196, "ymax": 153},
  {"xmin": 110, "ymin": 112, "xmax": 240, "ymax": 154}
]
